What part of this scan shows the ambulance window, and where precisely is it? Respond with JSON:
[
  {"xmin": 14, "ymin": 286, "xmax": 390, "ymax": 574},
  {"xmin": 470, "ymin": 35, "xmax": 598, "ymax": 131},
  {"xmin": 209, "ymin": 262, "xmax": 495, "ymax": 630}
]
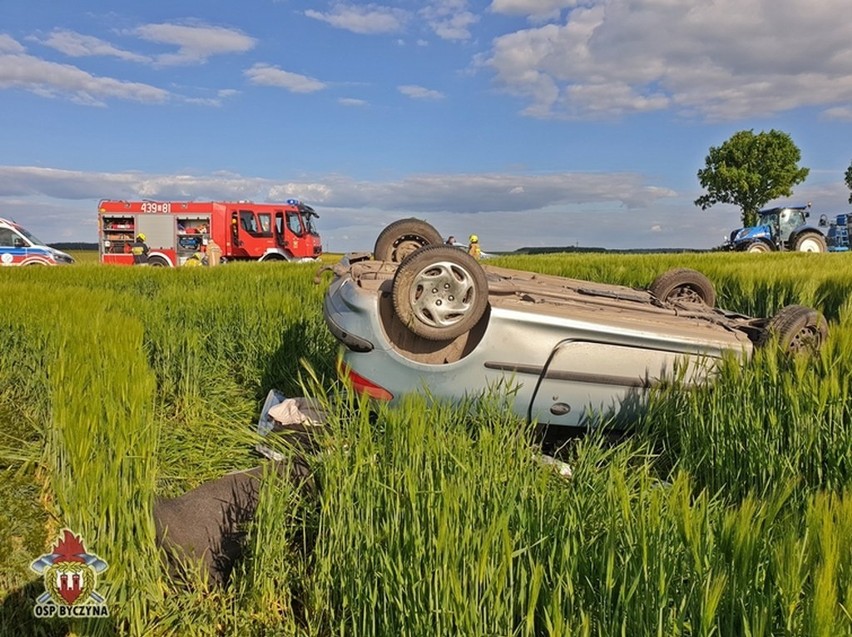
[
  {"xmin": 0, "ymin": 228, "xmax": 17, "ymax": 247},
  {"xmin": 286, "ymin": 212, "xmax": 304, "ymax": 237},
  {"xmin": 17, "ymin": 226, "xmax": 44, "ymax": 245}
]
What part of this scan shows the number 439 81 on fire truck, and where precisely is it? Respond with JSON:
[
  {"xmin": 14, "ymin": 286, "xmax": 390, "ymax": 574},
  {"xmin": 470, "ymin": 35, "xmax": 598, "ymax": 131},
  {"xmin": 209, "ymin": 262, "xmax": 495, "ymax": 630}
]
[{"xmin": 98, "ymin": 199, "xmax": 322, "ymax": 266}]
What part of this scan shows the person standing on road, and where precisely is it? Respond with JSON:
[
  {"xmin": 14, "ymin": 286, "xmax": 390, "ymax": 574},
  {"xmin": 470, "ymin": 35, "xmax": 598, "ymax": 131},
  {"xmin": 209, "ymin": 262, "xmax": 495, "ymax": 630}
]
[
  {"xmin": 467, "ymin": 234, "xmax": 481, "ymax": 260},
  {"xmin": 131, "ymin": 233, "xmax": 149, "ymax": 265}
]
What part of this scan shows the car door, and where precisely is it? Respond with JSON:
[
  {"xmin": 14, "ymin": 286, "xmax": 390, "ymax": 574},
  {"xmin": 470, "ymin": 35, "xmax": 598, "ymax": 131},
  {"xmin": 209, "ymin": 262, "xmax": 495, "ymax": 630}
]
[{"xmin": 526, "ymin": 338, "xmax": 690, "ymax": 428}]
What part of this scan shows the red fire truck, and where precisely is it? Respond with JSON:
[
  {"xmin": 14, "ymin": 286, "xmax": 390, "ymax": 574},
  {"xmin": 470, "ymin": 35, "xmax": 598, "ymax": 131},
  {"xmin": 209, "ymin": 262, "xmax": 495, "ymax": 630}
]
[{"xmin": 98, "ymin": 199, "xmax": 322, "ymax": 266}]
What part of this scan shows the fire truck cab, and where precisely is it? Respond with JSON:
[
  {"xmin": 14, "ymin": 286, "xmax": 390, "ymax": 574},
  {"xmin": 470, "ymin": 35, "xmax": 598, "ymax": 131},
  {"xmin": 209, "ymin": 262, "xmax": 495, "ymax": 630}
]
[
  {"xmin": 0, "ymin": 217, "xmax": 75, "ymax": 266},
  {"xmin": 98, "ymin": 199, "xmax": 322, "ymax": 266}
]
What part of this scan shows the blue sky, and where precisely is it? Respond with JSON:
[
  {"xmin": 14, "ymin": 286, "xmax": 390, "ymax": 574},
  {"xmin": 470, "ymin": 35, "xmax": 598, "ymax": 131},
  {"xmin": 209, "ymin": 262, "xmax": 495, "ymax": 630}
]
[{"xmin": 1, "ymin": 0, "xmax": 851, "ymax": 252}]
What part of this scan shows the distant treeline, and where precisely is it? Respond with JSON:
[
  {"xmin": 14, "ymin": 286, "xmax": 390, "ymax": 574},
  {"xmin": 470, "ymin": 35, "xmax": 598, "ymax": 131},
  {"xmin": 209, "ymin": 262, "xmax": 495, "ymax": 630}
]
[
  {"xmin": 51, "ymin": 242, "xmax": 99, "ymax": 250},
  {"xmin": 512, "ymin": 246, "xmax": 707, "ymax": 255}
]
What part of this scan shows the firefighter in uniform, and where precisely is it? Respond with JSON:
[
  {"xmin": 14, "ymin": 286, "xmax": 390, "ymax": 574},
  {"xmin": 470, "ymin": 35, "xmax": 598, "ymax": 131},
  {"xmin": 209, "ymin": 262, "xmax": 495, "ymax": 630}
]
[
  {"xmin": 130, "ymin": 233, "xmax": 149, "ymax": 265},
  {"xmin": 183, "ymin": 251, "xmax": 205, "ymax": 267},
  {"xmin": 467, "ymin": 234, "xmax": 482, "ymax": 260}
]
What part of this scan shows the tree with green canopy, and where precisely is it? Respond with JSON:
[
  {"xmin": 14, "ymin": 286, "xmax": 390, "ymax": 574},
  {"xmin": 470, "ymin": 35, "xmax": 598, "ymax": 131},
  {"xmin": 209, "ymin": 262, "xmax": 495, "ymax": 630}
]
[
  {"xmin": 695, "ymin": 129, "xmax": 809, "ymax": 227},
  {"xmin": 845, "ymin": 160, "xmax": 852, "ymax": 204}
]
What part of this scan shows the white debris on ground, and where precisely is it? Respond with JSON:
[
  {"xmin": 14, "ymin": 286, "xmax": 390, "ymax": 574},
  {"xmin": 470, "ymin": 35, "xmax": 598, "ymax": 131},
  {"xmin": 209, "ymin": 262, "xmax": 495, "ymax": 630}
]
[
  {"xmin": 256, "ymin": 391, "xmax": 326, "ymax": 461},
  {"xmin": 536, "ymin": 453, "xmax": 573, "ymax": 479}
]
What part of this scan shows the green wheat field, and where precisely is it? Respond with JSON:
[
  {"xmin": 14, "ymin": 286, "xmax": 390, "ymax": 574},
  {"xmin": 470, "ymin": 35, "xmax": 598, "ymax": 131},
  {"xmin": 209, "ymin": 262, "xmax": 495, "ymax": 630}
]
[{"xmin": 1, "ymin": 250, "xmax": 851, "ymax": 636}]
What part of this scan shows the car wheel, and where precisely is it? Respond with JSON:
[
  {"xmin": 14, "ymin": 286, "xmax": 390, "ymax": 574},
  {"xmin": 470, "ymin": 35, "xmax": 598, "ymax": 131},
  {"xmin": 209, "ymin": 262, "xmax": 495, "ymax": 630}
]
[
  {"xmin": 374, "ymin": 218, "xmax": 443, "ymax": 263},
  {"xmin": 392, "ymin": 244, "xmax": 489, "ymax": 341},
  {"xmin": 746, "ymin": 242, "xmax": 772, "ymax": 253},
  {"xmin": 649, "ymin": 268, "xmax": 717, "ymax": 307},
  {"xmin": 759, "ymin": 305, "xmax": 828, "ymax": 355},
  {"xmin": 794, "ymin": 233, "xmax": 827, "ymax": 253}
]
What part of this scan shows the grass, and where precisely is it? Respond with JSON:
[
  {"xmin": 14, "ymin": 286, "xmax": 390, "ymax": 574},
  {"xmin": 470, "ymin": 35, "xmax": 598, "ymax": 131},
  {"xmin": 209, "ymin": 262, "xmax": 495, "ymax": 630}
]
[{"xmin": 1, "ymin": 252, "xmax": 851, "ymax": 635}]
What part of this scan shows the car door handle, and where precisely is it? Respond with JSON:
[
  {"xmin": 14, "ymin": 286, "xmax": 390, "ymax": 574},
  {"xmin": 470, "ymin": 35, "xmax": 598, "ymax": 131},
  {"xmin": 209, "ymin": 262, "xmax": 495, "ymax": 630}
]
[{"xmin": 550, "ymin": 402, "xmax": 571, "ymax": 416}]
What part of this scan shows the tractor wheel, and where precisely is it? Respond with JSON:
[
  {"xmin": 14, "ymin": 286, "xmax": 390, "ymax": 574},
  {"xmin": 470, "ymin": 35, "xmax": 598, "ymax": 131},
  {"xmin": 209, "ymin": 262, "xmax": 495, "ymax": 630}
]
[
  {"xmin": 374, "ymin": 218, "xmax": 443, "ymax": 263},
  {"xmin": 794, "ymin": 233, "xmax": 827, "ymax": 253},
  {"xmin": 759, "ymin": 305, "xmax": 828, "ymax": 355},
  {"xmin": 392, "ymin": 244, "xmax": 489, "ymax": 341},
  {"xmin": 746, "ymin": 242, "xmax": 772, "ymax": 253},
  {"xmin": 649, "ymin": 268, "xmax": 717, "ymax": 307}
]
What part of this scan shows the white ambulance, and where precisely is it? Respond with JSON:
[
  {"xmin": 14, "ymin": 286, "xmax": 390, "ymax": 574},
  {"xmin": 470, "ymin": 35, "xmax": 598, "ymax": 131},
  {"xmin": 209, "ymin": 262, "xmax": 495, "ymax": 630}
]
[{"xmin": 0, "ymin": 217, "xmax": 75, "ymax": 266}]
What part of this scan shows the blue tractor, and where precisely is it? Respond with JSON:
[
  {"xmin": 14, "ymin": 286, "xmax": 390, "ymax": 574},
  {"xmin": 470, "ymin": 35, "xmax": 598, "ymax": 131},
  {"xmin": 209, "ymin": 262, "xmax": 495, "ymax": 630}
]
[{"xmin": 725, "ymin": 205, "xmax": 828, "ymax": 253}]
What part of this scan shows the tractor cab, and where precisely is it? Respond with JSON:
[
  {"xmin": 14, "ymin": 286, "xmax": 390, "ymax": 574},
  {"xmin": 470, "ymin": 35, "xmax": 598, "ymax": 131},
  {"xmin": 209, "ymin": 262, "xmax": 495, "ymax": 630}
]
[{"xmin": 759, "ymin": 206, "xmax": 809, "ymax": 243}]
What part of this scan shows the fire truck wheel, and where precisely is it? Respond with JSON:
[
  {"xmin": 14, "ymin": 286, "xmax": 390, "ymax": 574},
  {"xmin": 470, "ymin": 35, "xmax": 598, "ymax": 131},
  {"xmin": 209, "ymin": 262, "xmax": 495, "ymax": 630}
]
[
  {"xmin": 148, "ymin": 256, "xmax": 169, "ymax": 267},
  {"xmin": 392, "ymin": 245, "xmax": 489, "ymax": 341},
  {"xmin": 374, "ymin": 218, "xmax": 444, "ymax": 263},
  {"xmin": 649, "ymin": 268, "xmax": 717, "ymax": 307},
  {"xmin": 759, "ymin": 305, "xmax": 828, "ymax": 355}
]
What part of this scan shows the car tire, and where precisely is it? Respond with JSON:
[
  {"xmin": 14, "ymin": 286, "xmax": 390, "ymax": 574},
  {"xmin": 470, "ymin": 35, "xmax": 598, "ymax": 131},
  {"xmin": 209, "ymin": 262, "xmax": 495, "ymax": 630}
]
[
  {"xmin": 649, "ymin": 268, "xmax": 717, "ymax": 307},
  {"xmin": 745, "ymin": 242, "xmax": 772, "ymax": 253},
  {"xmin": 794, "ymin": 233, "xmax": 827, "ymax": 253},
  {"xmin": 759, "ymin": 305, "xmax": 828, "ymax": 355},
  {"xmin": 392, "ymin": 244, "xmax": 489, "ymax": 341},
  {"xmin": 374, "ymin": 218, "xmax": 444, "ymax": 263},
  {"xmin": 148, "ymin": 256, "xmax": 169, "ymax": 267}
]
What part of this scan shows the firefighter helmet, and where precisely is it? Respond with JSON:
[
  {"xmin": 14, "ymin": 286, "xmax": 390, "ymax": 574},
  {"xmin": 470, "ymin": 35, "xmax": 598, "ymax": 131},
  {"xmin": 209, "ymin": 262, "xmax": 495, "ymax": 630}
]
[
  {"xmin": 469, "ymin": 234, "xmax": 478, "ymax": 243},
  {"xmin": 137, "ymin": 233, "xmax": 146, "ymax": 241}
]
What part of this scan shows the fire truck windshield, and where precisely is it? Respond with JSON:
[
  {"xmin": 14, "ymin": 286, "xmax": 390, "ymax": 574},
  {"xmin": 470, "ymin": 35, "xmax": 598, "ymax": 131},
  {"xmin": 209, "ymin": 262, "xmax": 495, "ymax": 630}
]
[{"xmin": 302, "ymin": 213, "xmax": 319, "ymax": 236}]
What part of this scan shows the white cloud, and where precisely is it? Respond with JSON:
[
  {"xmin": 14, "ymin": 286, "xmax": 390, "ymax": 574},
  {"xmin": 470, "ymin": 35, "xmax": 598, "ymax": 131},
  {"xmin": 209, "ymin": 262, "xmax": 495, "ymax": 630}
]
[
  {"xmin": 244, "ymin": 64, "xmax": 326, "ymax": 93},
  {"xmin": 485, "ymin": 0, "xmax": 852, "ymax": 120},
  {"xmin": 305, "ymin": 3, "xmax": 409, "ymax": 35},
  {"xmin": 38, "ymin": 29, "xmax": 150, "ymax": 62},
  {"xmin": 398, "ymin": 84, "xmax": 445, "ymax": 100},
  {"xmin": 339, "ymin": 97, "xmax": 367, "ymax": 106},
  {"xmin": 420, "ymin": 0, "xmax": 479, "ymax": 41},
  {"xmin": 823, "ymin": 106, "xmax": 852, "ymax": 120},
  {"xmin": 132, "ymin": 22, "xmax": 256, "ymax": 66},
  {"xmin": 489, "ymin": 0, "xmax": 577, "ymax": 21},
  {"xmin": 0, "ymin": 52, "xmax": 170, "ymax": 105},
  {"xmin": 0, "ymin": 34, "xmax": 26, "ymax": 54}
]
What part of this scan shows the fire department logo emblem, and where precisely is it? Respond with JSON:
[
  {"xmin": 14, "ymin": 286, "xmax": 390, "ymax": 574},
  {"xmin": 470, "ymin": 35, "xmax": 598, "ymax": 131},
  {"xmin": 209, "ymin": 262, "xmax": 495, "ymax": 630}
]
[{"xmin": 30, "ymin": 529, "xmax": 109, "ymax": 618}]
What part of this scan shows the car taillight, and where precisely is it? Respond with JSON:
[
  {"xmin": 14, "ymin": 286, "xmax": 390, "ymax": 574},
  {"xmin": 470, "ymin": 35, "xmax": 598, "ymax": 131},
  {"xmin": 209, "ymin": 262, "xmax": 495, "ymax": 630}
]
[{"xmin": 337, "ymin": 360, "xmax": 393, "ymax": 401}]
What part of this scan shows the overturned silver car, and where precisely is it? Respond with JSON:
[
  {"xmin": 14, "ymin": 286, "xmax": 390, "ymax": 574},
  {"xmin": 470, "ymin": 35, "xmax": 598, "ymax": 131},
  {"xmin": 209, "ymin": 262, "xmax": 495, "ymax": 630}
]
[{"xmin": 322, "ymin": 219, "xmax": 828, "ymax": 428}]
